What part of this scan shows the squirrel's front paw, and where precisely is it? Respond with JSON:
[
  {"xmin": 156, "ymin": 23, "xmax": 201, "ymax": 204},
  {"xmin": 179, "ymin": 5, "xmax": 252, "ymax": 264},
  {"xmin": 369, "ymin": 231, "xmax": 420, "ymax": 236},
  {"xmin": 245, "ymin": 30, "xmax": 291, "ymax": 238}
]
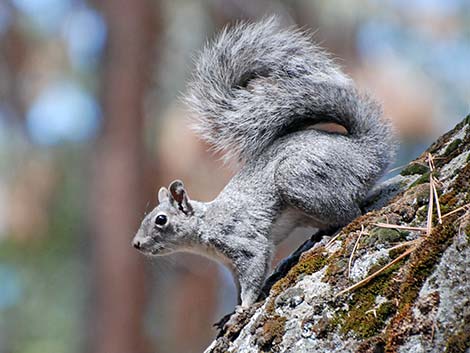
[{"xmin": 234, "ymin": 304, "xmax": 246, "ymax": 314}]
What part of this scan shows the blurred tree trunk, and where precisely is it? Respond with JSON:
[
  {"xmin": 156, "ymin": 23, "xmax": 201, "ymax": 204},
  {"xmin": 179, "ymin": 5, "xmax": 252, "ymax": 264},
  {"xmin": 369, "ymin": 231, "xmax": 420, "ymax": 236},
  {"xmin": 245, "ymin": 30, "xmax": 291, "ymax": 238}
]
[
  {"xmin": 1, "ymin": 17, "xmax": 27, "ymax": 125},
  {"xmin": 89, "ymin": 1, "xmax": 158, "ymax": 353}
]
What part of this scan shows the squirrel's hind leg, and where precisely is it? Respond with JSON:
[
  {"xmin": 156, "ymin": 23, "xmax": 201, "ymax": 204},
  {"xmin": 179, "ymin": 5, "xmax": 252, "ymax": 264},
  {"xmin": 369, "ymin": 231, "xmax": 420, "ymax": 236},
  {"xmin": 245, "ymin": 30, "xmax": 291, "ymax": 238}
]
[{"xmin": 274, "ymin": 155, "xmax": 362, "ymax": 228}]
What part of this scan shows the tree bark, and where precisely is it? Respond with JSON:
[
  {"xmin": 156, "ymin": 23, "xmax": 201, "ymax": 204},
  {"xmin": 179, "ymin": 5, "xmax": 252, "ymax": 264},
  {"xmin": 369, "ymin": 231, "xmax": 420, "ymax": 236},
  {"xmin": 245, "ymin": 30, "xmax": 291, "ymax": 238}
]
[
  {"xmin": 205, "ymin": 116, "xmax": 470, "ymax": 353},
  {"xmin": 89, "ymin": 1, "xmax": 157, "ymax": 353}
]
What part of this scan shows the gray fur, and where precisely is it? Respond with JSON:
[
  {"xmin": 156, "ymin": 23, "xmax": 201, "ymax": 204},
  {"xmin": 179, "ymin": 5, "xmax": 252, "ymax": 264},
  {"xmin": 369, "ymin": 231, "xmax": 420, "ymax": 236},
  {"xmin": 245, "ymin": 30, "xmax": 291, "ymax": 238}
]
[{"xmin": 132, "ymin": 18, "xmax": 396, "ymax": 307}]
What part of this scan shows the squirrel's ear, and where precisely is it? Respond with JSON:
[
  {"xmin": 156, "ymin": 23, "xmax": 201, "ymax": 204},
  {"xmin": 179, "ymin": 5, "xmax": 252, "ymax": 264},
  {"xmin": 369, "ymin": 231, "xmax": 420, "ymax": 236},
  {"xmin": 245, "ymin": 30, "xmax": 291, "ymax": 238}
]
[
  {"xmin": 169, "ymin": 180, "xmax": 194, "ymax": 215},
  {"xmin": 157, "ymin": 187, "xmax": 170, "ymax": 203}
]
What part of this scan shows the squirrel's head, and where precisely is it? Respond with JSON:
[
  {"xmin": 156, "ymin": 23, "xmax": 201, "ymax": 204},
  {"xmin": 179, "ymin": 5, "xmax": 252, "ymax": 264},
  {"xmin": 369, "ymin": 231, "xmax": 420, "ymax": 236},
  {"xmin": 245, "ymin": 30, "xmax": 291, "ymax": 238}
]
[{"xmin": 132, "ymin": 180, "xmax": 196, "ymax": 256}]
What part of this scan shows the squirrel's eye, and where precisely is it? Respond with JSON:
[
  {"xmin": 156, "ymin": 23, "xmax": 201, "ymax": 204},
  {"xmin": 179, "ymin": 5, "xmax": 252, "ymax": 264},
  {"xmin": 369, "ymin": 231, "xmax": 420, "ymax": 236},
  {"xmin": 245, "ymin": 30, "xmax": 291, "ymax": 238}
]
[{"xmin": 155, "ymin": 214, "xmax": 168, "ymax": 226}]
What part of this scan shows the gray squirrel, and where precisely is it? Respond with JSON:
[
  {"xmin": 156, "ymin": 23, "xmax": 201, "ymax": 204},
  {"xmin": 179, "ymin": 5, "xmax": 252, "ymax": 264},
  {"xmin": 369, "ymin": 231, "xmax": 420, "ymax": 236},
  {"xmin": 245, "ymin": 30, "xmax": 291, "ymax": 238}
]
[{"xmin": 132, "ymin": 18, "xmax": 395, "ymax": 307}]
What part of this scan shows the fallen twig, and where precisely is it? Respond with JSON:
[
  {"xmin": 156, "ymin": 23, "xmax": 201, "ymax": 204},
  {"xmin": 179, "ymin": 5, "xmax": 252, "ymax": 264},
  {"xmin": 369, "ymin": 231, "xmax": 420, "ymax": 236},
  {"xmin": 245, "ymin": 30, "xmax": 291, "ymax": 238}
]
[
  {"xmin": 441, "ymin": 204, "xmax": 470, "ymax": 219},
  {"xmin": 385, "ymin": 239, "xmax": 421, "ymax": 252},
  {"xmin": 326, "ymin": 232, "xmax": 343, "ymax": 249},
  {"xmin": 372, "ymin": 223, "xmax": 427, "ymax": 232},
  {"xmin": 337, "ymin": 244, "xmax": 419, "ymax": 296},
  {"xmin": 348, "ymin": 225, "xmax": 365, "ymax": 279},
  {"xmin": 428, "ymin": 153, "xmax": 442, "ymax": 225}
]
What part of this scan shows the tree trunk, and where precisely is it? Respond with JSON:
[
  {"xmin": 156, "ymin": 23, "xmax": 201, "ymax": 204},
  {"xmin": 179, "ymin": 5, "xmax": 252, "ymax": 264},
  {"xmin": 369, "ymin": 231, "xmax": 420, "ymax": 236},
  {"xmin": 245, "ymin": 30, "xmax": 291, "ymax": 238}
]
[
  {"xmin": 205, "ymin": 116, "xmax": 470, "ymax": 353},
  {"xmin": 89, "ymin": 1, "xmax": 157, "ymax": 353}
]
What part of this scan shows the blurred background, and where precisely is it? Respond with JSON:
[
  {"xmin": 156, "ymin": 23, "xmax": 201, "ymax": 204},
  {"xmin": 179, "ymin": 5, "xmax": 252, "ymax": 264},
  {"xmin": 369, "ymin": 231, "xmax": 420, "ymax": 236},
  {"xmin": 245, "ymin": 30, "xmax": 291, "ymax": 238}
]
[{"xmin": 0, "ymin": 0, "xmax": 469, "ymax": 352}]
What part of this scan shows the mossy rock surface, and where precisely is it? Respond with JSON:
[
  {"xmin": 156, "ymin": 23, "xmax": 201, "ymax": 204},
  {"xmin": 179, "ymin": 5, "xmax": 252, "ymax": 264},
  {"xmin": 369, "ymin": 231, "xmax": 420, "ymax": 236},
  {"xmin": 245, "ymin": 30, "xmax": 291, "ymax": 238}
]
[{"xmin": 205, "ymin": 116, "xmax": 470, "ymax": 353}]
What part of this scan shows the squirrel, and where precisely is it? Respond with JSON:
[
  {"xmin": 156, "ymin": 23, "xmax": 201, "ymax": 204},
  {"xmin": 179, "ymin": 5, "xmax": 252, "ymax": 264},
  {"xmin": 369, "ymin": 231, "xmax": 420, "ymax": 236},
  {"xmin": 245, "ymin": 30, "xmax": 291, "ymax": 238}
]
[{"xmin": 132, "ymin": 18, "xmax": 395, "ymax": 308}]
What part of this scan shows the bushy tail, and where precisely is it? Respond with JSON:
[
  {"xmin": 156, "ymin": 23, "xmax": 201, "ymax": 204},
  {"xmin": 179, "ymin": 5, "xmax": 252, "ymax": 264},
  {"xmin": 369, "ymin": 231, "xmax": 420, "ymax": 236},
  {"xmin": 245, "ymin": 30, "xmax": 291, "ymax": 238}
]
[{"xmin": 185, "ymin": 17, "xmax": 394, "ymax": 166}]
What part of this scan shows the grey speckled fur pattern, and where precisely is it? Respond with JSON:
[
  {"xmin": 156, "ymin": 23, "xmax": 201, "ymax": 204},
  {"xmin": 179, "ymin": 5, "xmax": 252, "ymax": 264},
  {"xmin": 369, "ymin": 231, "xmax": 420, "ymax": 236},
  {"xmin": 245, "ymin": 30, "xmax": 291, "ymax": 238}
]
[{"xmin": 133, "ymin": 17, "xmax": 396, "ymax": 307}]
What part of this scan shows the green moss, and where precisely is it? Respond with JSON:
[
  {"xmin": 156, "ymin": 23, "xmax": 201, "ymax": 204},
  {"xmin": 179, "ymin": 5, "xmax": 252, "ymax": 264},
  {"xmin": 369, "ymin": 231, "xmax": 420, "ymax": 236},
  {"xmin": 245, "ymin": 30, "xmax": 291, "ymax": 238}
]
[
  {"xmin": 266, "ymin": 249, "xmax": 327, "ymax": 313},
  {"xmin": 293, "ymin": 252, "xmax": 328, "ymax": 277},
  {"xmin": 399, "ymin": 220, "xmax": 456, "ymax": 309},
  {"xmin": 439, "ymin": 193, "xmax": 459, "ymax": 214},
  {"xmin": 372, "ymin": 228, "xmax": 403, "ymax": 243},
  {"xmin": 376, "ymin": 301, "xmax": 396, "ymax": 322},
  {"xmin": 443, "ymin": 138, "xmax": 463, "ymax": 156},
  {"xmin": 400, "ymin": 163, "xmax": 429, "ymax": 176},
  {"xmin": 364, "ymin": 228, "xmax": 409, "ymax": 250},
  {"xmin": 335, "ymin": 263, "xmax": 400, "ymax": 339},
  {"xmin": 410, "ymin": 172, "xmax": 430, "ymax": 187},
  {"xmin": 270, "ymin": 250, "xmax": 327, "ymax": 294},
  {"xmin": 399, "ymin": 230, "xmax": 411, "ymax": 238},
  {"xmin": 409, "ymin": 170, "xmax": 440, "ymax": 188}
]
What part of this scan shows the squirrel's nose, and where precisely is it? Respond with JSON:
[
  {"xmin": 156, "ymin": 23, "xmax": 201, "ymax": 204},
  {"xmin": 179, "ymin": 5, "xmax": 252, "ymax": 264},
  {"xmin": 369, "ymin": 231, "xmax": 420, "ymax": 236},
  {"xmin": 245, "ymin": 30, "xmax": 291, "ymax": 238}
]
[{"xmin": 132, "ymin": 240, "xmax": 141, "ymax": 250}]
